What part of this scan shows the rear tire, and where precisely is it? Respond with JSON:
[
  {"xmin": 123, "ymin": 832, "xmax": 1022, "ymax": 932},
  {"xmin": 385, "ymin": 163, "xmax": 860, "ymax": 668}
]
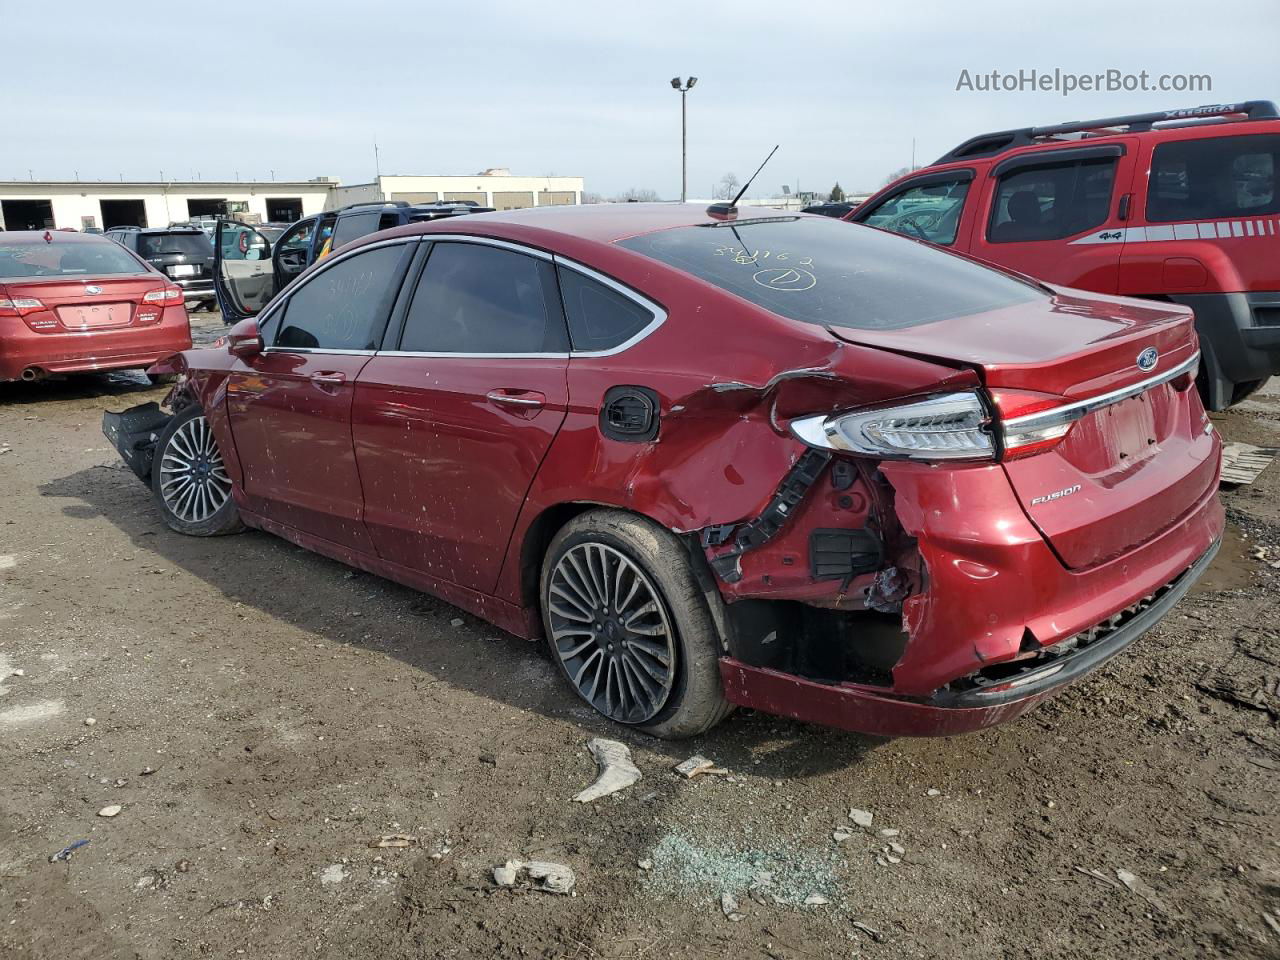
[
  {"xmin": 151, "ymin": 405, "xmax": 244, "ymax": 537},
  {"xmin": 540, "ymin": 509, "xmax": 732, "ymax": 739}
]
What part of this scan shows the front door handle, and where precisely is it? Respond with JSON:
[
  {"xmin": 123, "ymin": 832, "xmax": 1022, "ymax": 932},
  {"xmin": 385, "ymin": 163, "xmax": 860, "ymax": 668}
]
[
  {"xmin": 486, "ymin": 389, "xmax": 546, "ymax": 412},
  {"xmin": 310, "ymin": 371, "xmax": 347, "ymax": 385}
]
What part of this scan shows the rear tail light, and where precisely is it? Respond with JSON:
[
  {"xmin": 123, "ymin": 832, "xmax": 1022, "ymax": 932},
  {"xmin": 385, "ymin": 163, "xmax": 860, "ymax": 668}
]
[
  {"xmin": 989, "ymin": 389, "xmax": 1076, "ymax": 460},
  {"xmin": 143, "ymin": 286, "xmax": 184, "ymax": 304},
  {"xmin": 790, "ymin": 392, "xmax": 995, "ymax": 461},
  {"xmin": 0, "ymin": 297, "xmax": 45, "ymax": 316}
]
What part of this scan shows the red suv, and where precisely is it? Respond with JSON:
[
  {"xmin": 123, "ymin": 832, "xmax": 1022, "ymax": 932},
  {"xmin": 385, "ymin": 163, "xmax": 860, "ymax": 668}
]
[
  {"xmin": 104, "ymin": 206, "xmax": 1222, "ymax": 739},
  {"xmin": 849, "ymin": 100, "xmax": 1279, "ymax": 410}
]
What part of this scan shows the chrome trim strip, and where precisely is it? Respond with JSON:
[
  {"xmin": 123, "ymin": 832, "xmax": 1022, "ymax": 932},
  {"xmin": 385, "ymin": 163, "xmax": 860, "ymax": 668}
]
[
  {"xmin": 262, "ymin": 347, "xmax": 377, "ymax": 356},
  {"xmin": 375, "ymin": 350, "xmax": 570, "ymax": 359},
  {"xmin": 552, "ymin": 256, "xmax": 668, "ymax": 357},
  {"xmin": 414, "ymin": 233, "xmax": 554, "ymax": 261},
  {"xmin": 1003, "ymin": 351, "xmax": 1201, "ymax": 433}
]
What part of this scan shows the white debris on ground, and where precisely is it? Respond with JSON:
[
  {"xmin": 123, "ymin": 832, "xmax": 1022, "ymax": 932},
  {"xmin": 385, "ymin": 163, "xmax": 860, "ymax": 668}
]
[
  {"xmin": 571, "ymin": 738, "xmax": 641, "ymax": 803},
  {"xmin": 319, "ymin": 864, "xmax": 347, "ymax": 885},
  {"xmin": 848, "ymin": 808, "xmax": 874, "ymax": 829},
  {"xmin": 674, "ymin": 755, "xmax": 728, "ymax": 779},
  {"xmin": 492, "ymin": 859, "xmax": 576, "ymax": 895}
]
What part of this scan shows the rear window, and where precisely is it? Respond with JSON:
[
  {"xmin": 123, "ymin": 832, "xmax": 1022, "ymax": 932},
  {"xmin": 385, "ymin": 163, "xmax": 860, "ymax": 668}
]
[
  {"xmin": 1147, "ymin": 133, "xmax": 1279, "ymax": 222},
  {"xmin": 330, "ymin": 212, "xmax": 382, "ymax": 251},
  {"xmin": 617, "ymin": 216, "xmax": 1041, "ymax": 331},
  {"xmin": 136, "ymin": 232, "xmax": 213, "ymax": 258},
  {"xmin": 0, "ymin": 241, "xmax": 147, "ymax": 280}
]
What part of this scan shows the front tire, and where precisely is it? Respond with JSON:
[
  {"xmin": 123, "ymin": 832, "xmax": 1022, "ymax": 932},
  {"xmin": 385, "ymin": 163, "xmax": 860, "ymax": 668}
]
[
  {"xmin": 151, "ymin": 405, "xmax": 244, "ymax": 537},
  {"xmin": 540, "ymin": 509, "xmax": 732, "ymax": 739}
]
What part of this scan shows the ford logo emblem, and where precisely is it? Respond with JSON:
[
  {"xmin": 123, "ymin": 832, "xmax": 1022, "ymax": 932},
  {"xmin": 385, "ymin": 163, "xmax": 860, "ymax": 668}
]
[
  {"xmin": 1137, "ymin": 347, "xmax": 1158, "ymax": 372},
  {"xmin": 85, "ymin": 284, "xmax": 102, "ymax": 295}
]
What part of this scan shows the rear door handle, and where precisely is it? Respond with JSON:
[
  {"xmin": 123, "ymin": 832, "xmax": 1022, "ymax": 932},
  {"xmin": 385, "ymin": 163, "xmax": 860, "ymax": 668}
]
[
  {"xmin": 487, "ymin": 389, "xmax": 546, "ymax": 410},
  {"xmin": 310, "ymin": 371, "xmax": 347, "ymax": 385}
]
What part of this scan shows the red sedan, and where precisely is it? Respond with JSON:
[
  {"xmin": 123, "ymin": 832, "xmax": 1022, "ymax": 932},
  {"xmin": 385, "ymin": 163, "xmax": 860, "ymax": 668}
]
[
  {"xmin": 1, "ymin": 231, "xmax": 191, "ymax": 382},
  {"xmin": 104, "ymin": 205, "xmax": 1223, "ymax": 739}
]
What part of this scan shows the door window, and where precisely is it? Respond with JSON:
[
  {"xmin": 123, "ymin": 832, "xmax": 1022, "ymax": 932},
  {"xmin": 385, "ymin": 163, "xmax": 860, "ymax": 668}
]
[
  {"xmin": 1147, "ymin": 134, "xmax": 1279, "ymax": 221},
  {"xmin": 274, "ymin": 244, "xmax": 407, "ymax": 351},
  {"xmin": 330, "ymin": 211, "xmax": 382, "ymax": 251},
  {"xmin": 398, "ymin": 242, "xmax": 566, "ymax": 354},
  {"xmin": 988, "ymin": 158, "xmax": 1117, "ymax": 243},
  {"xmin": 557, "ymin": 267, "xmax": 658, "ymax": 351},
  {"xmin": 860, "ymin": 178, "xmax": 971, "ymax": 245}
]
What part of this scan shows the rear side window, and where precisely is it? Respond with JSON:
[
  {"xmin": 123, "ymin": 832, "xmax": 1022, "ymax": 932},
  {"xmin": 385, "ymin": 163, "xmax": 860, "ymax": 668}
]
[
  {"xmin": 860, "ymin": 177, "xmax": 970, "ymax": 245},
  {"xmin": 557, "ymin": 267, "xmax": 657, "ymax": 351},
  {"xmin": 988, "ymin": 158, "xmax": 1116, "ymax": 242},
  {"xmin": 137, "ymin": 232, "xmax": 213, "ymax": 258},
  {"xmin": 0, "ymin": 241, "xmax": 146, "ymax": 279},
  {"xmin": 617, "ymin": 216, "xmax": 1041, "ymax": 332},
  {"xmin": 275, "ymin": 244, "xmax": 407, "ymax": 351},
  {"xmin": 399, "ymin": 242, "xmax": 566, "ymax": 354},
  {"xmin": 330, "ymin": 211, "xmax": 381, "ymax": 251},
  {"xmin": 1147, "ymin": 134, "xmax": 1279, "ymax": 222}
]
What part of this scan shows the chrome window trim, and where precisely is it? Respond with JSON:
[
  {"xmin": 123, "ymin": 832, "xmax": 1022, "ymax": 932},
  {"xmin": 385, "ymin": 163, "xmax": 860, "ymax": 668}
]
[
  {"xmin": 552, "ymin": 256, "xmax": 668, "ymax": 357},
  {"xmin": 407, "ymin": 233, "xmax": 554, "ymax": 261},
  {"xmin": 259, "ymin": 236, "xmax": 419, "ymax": 355},
  {"xmin": 375, "ymin": 350, "xmax": 570, "ymax": 360},
  {"xmin": 1003, "ymin": 351, "xmax": 1201, "ymax": 432}
]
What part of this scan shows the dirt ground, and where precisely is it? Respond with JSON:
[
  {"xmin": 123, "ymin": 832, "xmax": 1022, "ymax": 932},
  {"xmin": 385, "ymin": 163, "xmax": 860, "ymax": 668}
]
[{"xmin": 1, "ymin": 310, "xmax": 1278, "ymax": 960}]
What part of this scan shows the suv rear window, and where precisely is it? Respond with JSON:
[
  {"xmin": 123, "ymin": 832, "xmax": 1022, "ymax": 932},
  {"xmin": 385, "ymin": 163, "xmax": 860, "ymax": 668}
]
[
  {"xmin": 0, "ymin": 241, "xmax": 147, "ymax": 279},
  {"xmin": 1147, "ymin": 133, "xmax": 1279, "ymax": 222},
  {"xmin": 330, "ymin": 212, "xmax": 382, "ymax": 251},
  {"xmin": 617, "ymin": 216, "xmax": 1041, "ymax": 331},
  {"xmin": 137, "ymin": 232, "xmax": 213, "ymax": 258}
]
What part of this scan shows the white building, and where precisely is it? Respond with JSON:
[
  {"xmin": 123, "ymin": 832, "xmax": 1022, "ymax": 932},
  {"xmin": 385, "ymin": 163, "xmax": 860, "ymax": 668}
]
[
  {"xmin": 328, "ymin": 170, "xmax": 583, "ymax": 211},
  {"xmin": 0, "ymin": 179, "xmax": 336, "ymax": 232},
  {"xmin": 0, "ymin": 168, "xmax": 585, "ymax": 232}
]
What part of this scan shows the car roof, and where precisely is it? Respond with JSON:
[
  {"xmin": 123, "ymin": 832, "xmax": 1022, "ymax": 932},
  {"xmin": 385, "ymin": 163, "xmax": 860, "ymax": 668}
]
[
  {"xmin": 0, "ymin": 230, "xmax": 119, "ymax": 245},
  {"xmin": 402, "ymin": 202, "xmax": 794, "ymax": 245}
]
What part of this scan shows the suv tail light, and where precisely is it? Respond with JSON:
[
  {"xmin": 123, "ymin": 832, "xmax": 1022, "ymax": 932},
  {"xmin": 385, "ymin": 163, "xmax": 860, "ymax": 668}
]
[{"xmin": 143, "ymin": 286, "xmax": 184, "ymax": 304}]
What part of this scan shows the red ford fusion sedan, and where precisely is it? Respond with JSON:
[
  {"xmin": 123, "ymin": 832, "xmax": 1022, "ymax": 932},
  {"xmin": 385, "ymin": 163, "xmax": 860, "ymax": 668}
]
[
  {"xmin": 103, "ymin": 204, "xmax": 1223, "ymax": 739},
  {"xmin": 1, "ymin": 231, "xmax": 192, "ymax": 383}
]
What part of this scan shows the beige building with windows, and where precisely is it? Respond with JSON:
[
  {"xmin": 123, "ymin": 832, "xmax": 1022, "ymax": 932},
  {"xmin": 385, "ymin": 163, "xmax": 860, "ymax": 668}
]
[
  {"xmin": 0, "ymin": 168, "xmax": 584, "ymax": 232},
  {"xmin": 329, "ymin": 170, "xmax": 584, "ymax": 211}
]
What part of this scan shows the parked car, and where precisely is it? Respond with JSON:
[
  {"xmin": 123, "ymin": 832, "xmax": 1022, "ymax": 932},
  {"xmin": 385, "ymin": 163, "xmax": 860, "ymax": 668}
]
[
  {"xmin": 848, "ymin": 100, "xmax": 1280, "ymax": 410},
  {"xmin": 1, "ymin": 230, "xmax": 190, "ymax": 382},
  {"xmin": 212, "ymin": 201, "xmax": 495, "ymax": 323},
  {"xmin": 104, "ymin": 205, "xmax": 1222, "ymax": 739},
  {"xmin": 106, "ymin": 226, "xmax": 217, "ymax": 311},
  {"xmin": 801, "ymin": 201, "xmax": 859, "ymax": 217}
]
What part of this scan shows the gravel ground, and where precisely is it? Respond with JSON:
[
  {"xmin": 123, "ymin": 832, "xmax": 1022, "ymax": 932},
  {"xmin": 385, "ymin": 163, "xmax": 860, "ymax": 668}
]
[{"xmin": 1, "ymin": 311, "xmax": 1277, "ymax": 959}]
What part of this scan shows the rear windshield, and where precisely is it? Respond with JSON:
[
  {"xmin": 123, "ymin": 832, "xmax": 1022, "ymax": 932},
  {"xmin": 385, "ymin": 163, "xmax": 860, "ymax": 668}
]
[
  {"xmin": 1147, "ymin": 133, "xmax": 1279, "ymax": 222},
  {"xmin": 0, "ymin": 241, "xmax": 147, "ymax": 280},
  {"xmin": 137, "ymin": 232, "xmax": 213, "ymax": 258},
  {"xmin": 617, "ymin": 216, "xmax": 1042, "ymax": 331}
]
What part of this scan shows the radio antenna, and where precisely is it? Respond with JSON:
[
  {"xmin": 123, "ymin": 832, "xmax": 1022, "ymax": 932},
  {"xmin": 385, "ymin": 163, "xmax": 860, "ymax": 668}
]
[{"xmin": 707, "ymin": 144, "xmax": 779, "ymax": 219}]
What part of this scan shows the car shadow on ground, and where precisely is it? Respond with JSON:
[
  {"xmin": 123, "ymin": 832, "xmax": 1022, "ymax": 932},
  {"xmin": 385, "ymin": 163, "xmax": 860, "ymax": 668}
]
[
  {"xmin": 0, "ymin": 370, "xmax": 157, "ymax": 406},
  {"xmin": 39, "ymin": 462, "xmax": 887, "ymax": 779}
]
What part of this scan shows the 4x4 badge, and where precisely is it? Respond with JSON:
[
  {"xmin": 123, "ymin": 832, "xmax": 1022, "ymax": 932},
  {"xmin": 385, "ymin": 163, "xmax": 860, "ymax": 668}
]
[{"xmin": 1137, "ymin": 347, "xmax": 1159, "ymax": 371}]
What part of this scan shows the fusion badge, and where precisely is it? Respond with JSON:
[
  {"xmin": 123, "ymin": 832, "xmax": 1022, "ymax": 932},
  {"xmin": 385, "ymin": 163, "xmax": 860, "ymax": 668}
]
[{"xmin": 1030, "ymin": 484, "xmax": 1082, "ymax": 507}]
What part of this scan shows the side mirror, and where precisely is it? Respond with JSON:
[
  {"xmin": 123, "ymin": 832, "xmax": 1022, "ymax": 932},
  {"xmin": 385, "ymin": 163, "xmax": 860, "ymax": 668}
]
[{"xmin": 227, "ymin": 318, "xmax": 263, "ymax": 359}]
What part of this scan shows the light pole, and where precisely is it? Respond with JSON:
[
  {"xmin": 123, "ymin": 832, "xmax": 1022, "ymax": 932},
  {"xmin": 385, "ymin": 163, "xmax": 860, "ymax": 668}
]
[{"xmin": 670, "ymin": 76, "xmax": 697, "ymax": 202}]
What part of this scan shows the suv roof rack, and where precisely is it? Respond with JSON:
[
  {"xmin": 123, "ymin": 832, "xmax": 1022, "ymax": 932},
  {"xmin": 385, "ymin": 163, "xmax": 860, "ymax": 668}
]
[
  {"xmin": 935, "ymin": 100, "xmax": 1279, "ymax": 164},
  {"xmin": 335, "ymin": 200, "xmax": 411, "ymax": 213}
]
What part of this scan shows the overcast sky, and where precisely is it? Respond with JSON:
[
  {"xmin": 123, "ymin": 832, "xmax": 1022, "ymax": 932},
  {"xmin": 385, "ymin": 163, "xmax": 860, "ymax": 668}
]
[{"xmin": 3, "ymin": 0, "xmax": 1276, "ymax": 198}]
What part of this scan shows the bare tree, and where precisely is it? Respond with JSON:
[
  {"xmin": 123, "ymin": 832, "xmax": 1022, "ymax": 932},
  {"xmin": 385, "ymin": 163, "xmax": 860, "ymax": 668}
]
[
  {"xmin": 882, "ymin": 165, "xmax": 921, "ymax": 185},
  {"xmin": 715, "ymin": 173, "xmax": 741, "ymax": 201},
  {"xmin": 615, "ymin": 187, "xmax": 661, "ymax": 202},
  {"xmin": 581, "ymin": 192, "xmax": 604, "ymax": 205}
]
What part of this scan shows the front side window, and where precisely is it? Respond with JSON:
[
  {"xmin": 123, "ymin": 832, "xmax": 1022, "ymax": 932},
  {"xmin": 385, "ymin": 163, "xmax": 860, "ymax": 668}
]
[
  {"xmin": 1147, "ymin": 134, "xmax": 1279, "ymax": 222},
  {"xmin": 276, "ymin": 218, "xmax": 316, "ymax": 254},
  {"xmin": 618, "ymin": 216, "xmax": 1041, "ymax": 332},
  {"xmin": 399, "ymin": 242, "xmax": 566, "ymax": 354},
  {"xmin": 860, "ymin": 178, "xmax": 970, "ymax": 245},
  {"xmin": 988, "ymin": 158, "xmax": 1117, "ymax": 243},
  {"xmin": 557, "ymin": 267, "xmax": 656, "ymax": 351},
  {"xmin": 274, "ymin": 244, "xmax": 407, "ymax": 351}
]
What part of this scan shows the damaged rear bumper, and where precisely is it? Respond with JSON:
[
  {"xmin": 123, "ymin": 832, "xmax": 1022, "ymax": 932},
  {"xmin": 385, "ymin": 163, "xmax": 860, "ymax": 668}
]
[{"xmin": 718, "ymin": 535, "xmax": 1220, "ymax": 737}]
